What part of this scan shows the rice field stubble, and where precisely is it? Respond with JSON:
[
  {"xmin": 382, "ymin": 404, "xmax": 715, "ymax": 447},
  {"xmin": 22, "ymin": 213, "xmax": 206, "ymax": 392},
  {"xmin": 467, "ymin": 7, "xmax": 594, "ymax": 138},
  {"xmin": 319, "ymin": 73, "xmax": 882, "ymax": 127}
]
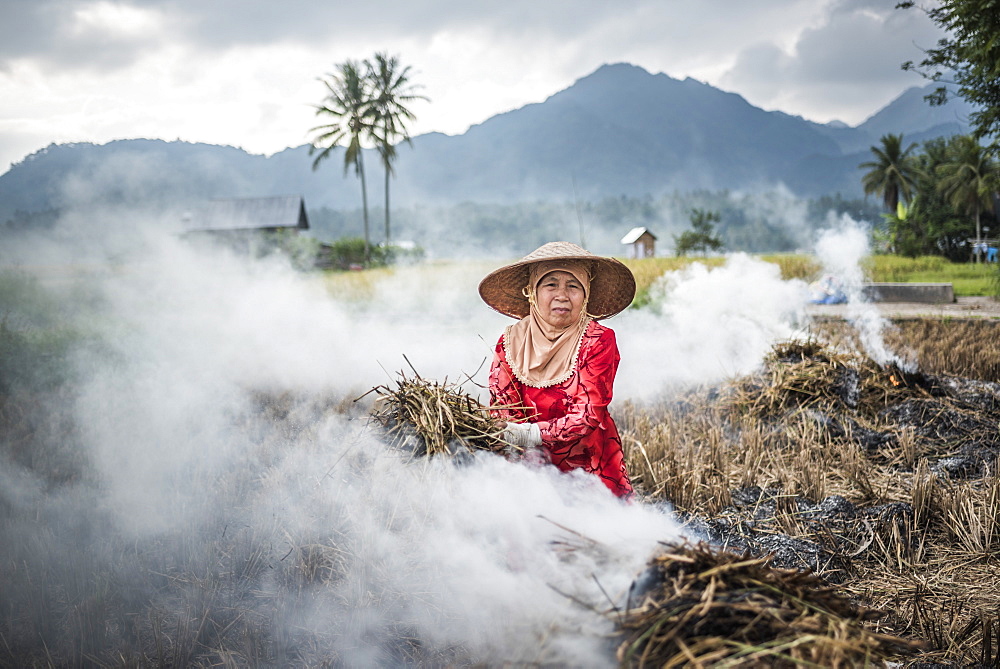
[
  {"xmin": 617, "ymin": 319, "xmax": 1000, "ymax": 666},
  {"xmin": 5, "ymin": 258, "xmax": 1000, "ymax": 666}
]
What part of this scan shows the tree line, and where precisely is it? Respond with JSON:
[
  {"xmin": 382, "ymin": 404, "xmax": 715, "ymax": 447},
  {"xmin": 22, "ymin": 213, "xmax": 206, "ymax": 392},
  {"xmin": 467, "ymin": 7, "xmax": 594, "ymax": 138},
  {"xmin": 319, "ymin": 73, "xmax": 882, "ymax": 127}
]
[
  {"xmin": 860, "ymin": 133, "xmax": 999, "ymax": 261},
  {"xmin": 309, "ymin": 53, "xmax": 426, "ymax": 262},
  {"xmin": 306, "ymin": 192, "xmax": 883, "ymax": 258},
  {"xmin": 866, "ymin": 0, "xmax": 1000, "ymax": 261}
]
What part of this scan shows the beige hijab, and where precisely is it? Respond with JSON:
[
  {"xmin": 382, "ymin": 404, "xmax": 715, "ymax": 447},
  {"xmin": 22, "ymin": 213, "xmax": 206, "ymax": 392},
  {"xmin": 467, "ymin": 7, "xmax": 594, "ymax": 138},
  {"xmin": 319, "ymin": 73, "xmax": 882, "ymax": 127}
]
[{"xmin": 503, "ymin": 260, "xmax": 592, "ymax": 388}]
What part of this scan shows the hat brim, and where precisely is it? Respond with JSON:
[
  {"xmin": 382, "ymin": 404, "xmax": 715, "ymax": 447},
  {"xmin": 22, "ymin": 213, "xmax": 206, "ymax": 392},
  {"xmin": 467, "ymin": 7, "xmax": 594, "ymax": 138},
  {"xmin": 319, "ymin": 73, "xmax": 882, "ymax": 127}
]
[{"xmin": 479, "ymin": 253, "xmax": 636, "ymax": 320}]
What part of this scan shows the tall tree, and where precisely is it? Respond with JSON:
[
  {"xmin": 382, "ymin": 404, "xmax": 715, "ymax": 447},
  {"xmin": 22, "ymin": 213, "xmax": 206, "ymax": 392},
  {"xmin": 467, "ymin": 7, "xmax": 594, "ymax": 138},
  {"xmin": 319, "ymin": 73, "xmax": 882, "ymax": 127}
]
[
  {"xmin": 899, "ymin": 0, "xmax": 1000, "ymax": 142},
  {"xmin": 674, "ymin": 208, "xmax": 724, "ymax": 256},
  {"xmin": 935, "ymin": 134, "xmax": 1000, "ymax": 261},
  {"xmin": 860, "ymin": 133, "xmax": 920, "ymax": 212},
  {"xmin": 367, "ymin": 52, "xmax": 426, "ymax": 246},
  {"xmin": 310, "ymin": 60, "xmax": 375, "ymax": 261},
  {"xmin": 896, "ymin": 137, "xmax": 966, "ymax": 259}
]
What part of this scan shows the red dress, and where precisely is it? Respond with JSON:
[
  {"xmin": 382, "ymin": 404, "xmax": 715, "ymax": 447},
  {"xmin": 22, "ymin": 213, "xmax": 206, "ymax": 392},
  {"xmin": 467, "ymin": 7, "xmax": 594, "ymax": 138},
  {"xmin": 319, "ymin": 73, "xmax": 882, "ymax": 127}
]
[{"xmin": 489, "ymin": 320, "xmax": 633, "ymax": 498}]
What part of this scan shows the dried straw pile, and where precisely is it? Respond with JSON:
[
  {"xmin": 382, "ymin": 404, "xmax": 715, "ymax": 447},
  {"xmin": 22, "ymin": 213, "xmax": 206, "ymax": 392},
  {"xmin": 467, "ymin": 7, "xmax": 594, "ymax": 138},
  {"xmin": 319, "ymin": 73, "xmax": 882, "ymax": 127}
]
[
  {"xmin": 368, "ymin": 369, "xmax": 509, "ymax": 458},
  {"xmin": 725, "ymin": 339, "xmax": 925, "ymax": 422},
  {"xmin": 814, "ymin": 317, "xmax": 1000, "ymax": 384},
  {"xmin": 617, "ymin": 543, "xmax": 921, "ymax": 668},
  {"xmin": 617, "ymin": 333, "xmax": 1000, "ymax": 664}
]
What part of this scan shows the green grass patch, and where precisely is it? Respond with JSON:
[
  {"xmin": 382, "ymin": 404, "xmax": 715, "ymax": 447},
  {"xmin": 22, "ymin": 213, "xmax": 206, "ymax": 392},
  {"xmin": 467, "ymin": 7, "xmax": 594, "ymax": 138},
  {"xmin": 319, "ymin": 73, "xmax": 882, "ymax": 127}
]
[
  {"xmin": 757, "ymin": 254, "xmax": 824, "ymax": 281},
  {"xmin": 863, "ymin": 256, "xmax": 996, "ymax": 296}
]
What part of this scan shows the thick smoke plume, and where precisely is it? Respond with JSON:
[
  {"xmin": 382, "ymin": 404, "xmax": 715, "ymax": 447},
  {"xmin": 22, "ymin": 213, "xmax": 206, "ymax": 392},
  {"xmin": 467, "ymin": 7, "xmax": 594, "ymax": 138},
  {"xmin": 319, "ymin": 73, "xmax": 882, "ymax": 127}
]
[
  {"xmin": 2, "ymin": 218, "xmax": 686, "ymax": 665},
  {"xmin": 0, "ymin": 209, "xmax": 889, "ymax": 664},
  {"xmin": 814, "ymin": 215, "xmax": 910, "ymax": 369},
  {"xmin": 615, "ymin": 253, "xmax": 809, "ymax": 396}
]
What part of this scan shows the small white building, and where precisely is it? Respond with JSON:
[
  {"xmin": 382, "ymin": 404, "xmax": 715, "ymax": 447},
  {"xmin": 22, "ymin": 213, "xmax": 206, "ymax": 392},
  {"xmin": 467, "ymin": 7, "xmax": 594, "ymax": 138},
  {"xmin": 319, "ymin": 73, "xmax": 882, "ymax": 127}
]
[{"xmin": 620, "ymin": 227, "xmax": 657, "ymax": 258}]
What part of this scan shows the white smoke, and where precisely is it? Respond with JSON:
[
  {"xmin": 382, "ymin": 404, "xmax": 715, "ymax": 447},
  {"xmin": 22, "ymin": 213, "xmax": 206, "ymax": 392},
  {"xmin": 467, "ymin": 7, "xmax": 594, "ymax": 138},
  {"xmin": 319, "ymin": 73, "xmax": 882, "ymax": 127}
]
[
  {"xmin": 1, "ymin": 209, "xmax": 906, "ymax": 664},
  {"xmin": 609, "ymin": 215, "xmax": 910, "ymax": 397},
  {"xmin": 614, "ymin": 253, "xmax": 809, "ymax": 396},
  {"xmin": 814, "ymin": 215, "xmax": 909, "ymax": 368},
  {"xmin": 2, "ymin": 221, "xmax": 684, "ymax": 665}
]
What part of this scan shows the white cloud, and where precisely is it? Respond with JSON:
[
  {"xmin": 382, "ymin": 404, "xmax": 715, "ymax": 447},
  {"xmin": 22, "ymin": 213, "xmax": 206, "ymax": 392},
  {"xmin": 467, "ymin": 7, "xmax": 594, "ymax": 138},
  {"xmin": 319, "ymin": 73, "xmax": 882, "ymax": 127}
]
[
  {"xmin": 0, "ymin": 0, "xmax": 947, "ymax": 169},
  {"xmin": 720, "ymin": 0, "xmax": 944, "ymax": 123}
]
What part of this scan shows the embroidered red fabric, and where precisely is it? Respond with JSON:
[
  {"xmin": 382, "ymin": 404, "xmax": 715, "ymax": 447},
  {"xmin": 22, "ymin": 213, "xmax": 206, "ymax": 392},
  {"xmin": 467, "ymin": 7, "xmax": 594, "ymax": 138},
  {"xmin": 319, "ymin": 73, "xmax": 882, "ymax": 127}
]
[{"xmin": 489, "ymin": 320, "xmax": 633, "ymax": 498}]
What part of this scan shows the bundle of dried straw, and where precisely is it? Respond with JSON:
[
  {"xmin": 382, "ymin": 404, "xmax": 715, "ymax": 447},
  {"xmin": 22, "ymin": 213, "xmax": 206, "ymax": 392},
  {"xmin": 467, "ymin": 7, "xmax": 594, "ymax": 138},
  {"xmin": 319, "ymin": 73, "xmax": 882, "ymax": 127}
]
[
  {"xmin": 367, "ymin": 365, "xmax": 510, "ymax": 458},
  {"xmin": 727, "ymin": 339, "xmax": 929, "ymax": 420},
  {"xmin": 617, "ymin": 542, "xmax": 922, "ymax": 668}
]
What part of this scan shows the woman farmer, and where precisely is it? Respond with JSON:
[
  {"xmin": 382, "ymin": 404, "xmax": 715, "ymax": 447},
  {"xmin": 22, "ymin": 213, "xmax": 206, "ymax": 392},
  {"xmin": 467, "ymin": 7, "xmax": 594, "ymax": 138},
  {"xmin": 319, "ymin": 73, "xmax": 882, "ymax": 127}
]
[{"xmin": 478, "ymin": 241, "xmax": 636, "ymax": 498}]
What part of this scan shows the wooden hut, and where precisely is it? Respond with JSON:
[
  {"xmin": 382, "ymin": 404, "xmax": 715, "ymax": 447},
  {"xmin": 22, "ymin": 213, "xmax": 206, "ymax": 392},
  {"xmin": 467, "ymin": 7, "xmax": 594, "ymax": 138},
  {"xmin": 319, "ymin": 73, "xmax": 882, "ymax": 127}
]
[
  {"xmin": 621, "ymin": 227, "xmax": 657, "ymax": 258},
  {"xmin": 181, "ymin": 195, "xmax": 310, "ymax": 255},
  {"xmin": 184, "ymin": 195, "xmax": 309, "ymax": 234}
]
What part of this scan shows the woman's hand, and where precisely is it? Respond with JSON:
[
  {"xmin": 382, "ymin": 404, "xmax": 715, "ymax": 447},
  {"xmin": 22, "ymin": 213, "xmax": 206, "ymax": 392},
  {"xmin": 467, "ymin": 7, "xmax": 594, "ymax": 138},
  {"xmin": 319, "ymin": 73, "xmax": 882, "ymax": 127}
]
[{"xmin": 502, "ymin": 421, "xmax": 542, "ymax": 449}]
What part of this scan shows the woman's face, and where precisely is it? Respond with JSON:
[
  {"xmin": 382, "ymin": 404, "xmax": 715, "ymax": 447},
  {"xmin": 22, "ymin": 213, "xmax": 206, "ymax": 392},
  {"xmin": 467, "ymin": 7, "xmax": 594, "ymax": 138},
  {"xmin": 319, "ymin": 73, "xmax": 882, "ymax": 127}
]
[{"xmin": 535, "ymin": 270, "xmax": 586, "ymax": 328}]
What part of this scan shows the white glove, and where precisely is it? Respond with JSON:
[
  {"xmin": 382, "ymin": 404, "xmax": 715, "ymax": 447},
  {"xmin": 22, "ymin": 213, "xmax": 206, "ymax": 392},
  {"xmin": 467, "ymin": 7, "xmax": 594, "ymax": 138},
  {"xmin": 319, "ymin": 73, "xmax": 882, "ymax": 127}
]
[{"xmin": 503, "ymin": 421, "xmax": 542, "ymax": 449}]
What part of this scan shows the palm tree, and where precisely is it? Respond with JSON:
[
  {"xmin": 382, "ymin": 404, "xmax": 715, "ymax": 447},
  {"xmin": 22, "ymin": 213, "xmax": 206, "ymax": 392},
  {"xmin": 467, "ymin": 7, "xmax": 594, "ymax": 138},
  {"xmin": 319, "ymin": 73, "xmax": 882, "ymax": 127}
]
[
  {"xmin": 935, "ymin": 135, "xmax": 1000, "ymax": 262},
  {"xmin": 310, "ymin": 60, "xmax": 375, "ymax": 261},
  {"xmin": 860, "ymin": 133, "xmax": 920, "ymax": 213},
  {"xmin": 366, "ymin": 52, "xmax": 426, "ymax": 246}
]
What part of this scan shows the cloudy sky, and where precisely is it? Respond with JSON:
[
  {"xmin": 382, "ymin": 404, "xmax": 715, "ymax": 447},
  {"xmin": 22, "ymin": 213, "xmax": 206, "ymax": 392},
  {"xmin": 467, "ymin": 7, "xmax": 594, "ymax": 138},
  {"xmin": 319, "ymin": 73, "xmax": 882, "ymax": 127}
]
[{"xmin": 0, "ymin": 0, "xmax": 945, "ymax": 173}]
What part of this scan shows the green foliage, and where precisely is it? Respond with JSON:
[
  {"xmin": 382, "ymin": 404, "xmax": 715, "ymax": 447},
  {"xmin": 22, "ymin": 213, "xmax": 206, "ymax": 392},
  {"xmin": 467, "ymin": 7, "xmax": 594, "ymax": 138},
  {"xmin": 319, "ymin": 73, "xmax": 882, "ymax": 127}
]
[
  {"xmin": 674, "ymin": 208, "xmax": 724, "ymax": 256},
  {"xmin": 758, "ymin": 254, "xmax": 824, "ymax": 281},
  {"xmin": 865, "ymin": 254, "xmax": 948, "ymax": 279},
  {"xmin": 310, "ymin": 53, "xmax": 426, "ymax": 257},
  {"xmin": 899, "ymin": 0, "xmax": 1000, "ymax": 142},
  {"xmin": 368, "ymin": 52, "xmax": 424, "ymax": 174},
  {"xmin": 859, "ymin": 133, "xmax": 920, "ymax": 211},
  {"xmin": 935, "ymin": 134, "xmax": 1000, "ymax": 253},
  {"xmin": 311, "ymin": 59, "xmax": 376, "ymax": 258},
  {"xmin": 865, "ymin": 253, "xmax": 996, "ymax": 295},
  {"xmin": 310, "ymin": 60, "xmax": 374, "ymax": 178},
  {"xmin": 368, "ymin": 52, "xmax": 427, "ymax": 246},
  {"xmin": 0, "ymin": 272, "xmax": 81, "ymax": 394},
  {"xmin": 258, "ymin": 230, "xmax": 324, "ymax": 271},
  {"xmin": 871, "ymin": 134, "xmax": 999, "ymax": 260},
  {"xmin": 321, "ymin": 237, "xmax": 425, "ymax": 270},
  {"xmin": 324, "ymin": 237, "xmax": 373, "ymax": 268},
  {"xmin": 893, "ymin": 137, "xmax": 967, "ymax": 259},
  {"xmin": 252, "ymin": 230, "xmax": 428, "ymax": 272}
]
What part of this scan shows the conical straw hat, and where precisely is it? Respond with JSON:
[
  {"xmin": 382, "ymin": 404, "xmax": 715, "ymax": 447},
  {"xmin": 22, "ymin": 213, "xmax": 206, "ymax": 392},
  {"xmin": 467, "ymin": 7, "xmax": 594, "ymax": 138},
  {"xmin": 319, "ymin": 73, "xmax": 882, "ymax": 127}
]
[{"xmin": 478, "ymin": 241, "xmax": 636, "ymax": 319}]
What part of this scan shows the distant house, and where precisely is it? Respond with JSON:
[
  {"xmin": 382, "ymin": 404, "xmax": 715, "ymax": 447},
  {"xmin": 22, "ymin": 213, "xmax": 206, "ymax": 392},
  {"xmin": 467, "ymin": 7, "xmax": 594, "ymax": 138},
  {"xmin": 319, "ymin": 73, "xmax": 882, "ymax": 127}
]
[
  {"xmin": 184, "ymin": 195, "xmax": 309, "ymax": 234},
  {"xmin": 621, "ymin": 227, "xmax": 657, "ymax": 258},
  {"xmin": 182, "ymin": 195, "xmax": 310, "ymax": 253}
]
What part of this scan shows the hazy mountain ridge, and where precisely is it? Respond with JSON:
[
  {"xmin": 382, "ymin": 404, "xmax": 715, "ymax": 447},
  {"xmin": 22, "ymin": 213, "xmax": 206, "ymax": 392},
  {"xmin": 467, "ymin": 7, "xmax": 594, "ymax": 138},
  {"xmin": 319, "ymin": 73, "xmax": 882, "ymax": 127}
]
[{"xmin": 0, "ymin": 63, "xmax": 975, "ymax": 224}]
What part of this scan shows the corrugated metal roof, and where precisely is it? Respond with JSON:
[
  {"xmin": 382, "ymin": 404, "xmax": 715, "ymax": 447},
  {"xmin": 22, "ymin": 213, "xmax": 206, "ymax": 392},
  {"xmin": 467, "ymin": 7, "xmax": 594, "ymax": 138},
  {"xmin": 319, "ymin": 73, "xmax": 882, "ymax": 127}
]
[
  {"xmin": 186, "ymin": 195, "xmax": 309, "ymax": 232},
  {"xmin": 620, "ymin": 226, "xmax": 656, "ymax": 244}
]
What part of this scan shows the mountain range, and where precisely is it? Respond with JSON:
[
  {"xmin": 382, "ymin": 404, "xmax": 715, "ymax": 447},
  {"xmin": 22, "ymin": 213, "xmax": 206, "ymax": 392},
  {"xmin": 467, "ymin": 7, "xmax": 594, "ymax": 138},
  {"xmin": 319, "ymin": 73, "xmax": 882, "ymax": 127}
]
[{"xmin": 0, "ymin": 63, "xmax": 976, "ymax": 225}]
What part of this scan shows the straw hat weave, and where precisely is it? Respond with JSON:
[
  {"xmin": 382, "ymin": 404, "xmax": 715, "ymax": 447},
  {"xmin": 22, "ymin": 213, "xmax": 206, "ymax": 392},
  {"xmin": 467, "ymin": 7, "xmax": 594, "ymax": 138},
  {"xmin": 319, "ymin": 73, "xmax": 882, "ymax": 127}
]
[{"xmin": 478, "ymin": 241, "xmax": 636, "ymax": 319}]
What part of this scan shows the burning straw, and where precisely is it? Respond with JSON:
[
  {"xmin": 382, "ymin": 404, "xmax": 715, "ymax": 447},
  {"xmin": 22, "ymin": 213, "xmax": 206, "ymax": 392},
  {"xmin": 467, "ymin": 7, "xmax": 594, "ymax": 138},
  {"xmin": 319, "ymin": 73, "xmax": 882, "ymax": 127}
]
[
  {"xmin": 617, "ymin": 542, "xmax": 922, "ymax": 668},
  {"xmin": 726, "ymin": 339, "xmax": 927, "ymax": 421},
  {"xmin": 366, "ymin": 360, "xmax": 510, "ymax": 458}
]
